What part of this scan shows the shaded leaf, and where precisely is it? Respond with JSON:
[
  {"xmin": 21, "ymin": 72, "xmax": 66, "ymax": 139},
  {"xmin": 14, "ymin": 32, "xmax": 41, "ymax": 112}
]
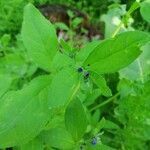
[
  {"xmin": 0, "ymin": 74, "xmax": 13, "ymax": 98},
  {"xmin": 65, "ymin": 98, "xmax": 88, "ymax": 141},
  {"xmin": 140, "ymin": 0, "xmax": 150, "ymax": 23},
  {"xmin": 42, "ymin": 128, "xmax": 75, "ymax": 149},
  {"xmin": 84, "ymin": 89, "xmax": 101, "ymax": 106},
  {"xmin": 0, "ymin": 54, "xmax": 28, "ymax": 76},
  {"xmin": 90, "ymin": 72, "xmax": 112, "ymax": 97},
  {"xmin": 87, "ymin": 143, "xmax": 116, "ymax": 150},
  {"xmin": 19, "ymin": 137, "xmax": 43, "ymax": 150}
]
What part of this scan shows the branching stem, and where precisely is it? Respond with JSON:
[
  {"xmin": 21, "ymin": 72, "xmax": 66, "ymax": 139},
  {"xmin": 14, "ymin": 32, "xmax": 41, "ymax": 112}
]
[
  {"xmin": 90, "ymin": 93, "xmax": 120, "ymax": 112},
  {"xmin": 111, "ymin": 1, "xmax": 140, "ymax": 38}
]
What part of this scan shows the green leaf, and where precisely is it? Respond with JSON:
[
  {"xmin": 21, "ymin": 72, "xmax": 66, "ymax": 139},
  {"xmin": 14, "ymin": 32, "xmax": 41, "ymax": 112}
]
[
  {"xmin": 96, "ymin": 117, "xmax": 106, "ymax": 131},
  {"xmin": 84, "ymin": 89, "xmax": 101, "ymax": 106},
  {"xmin": 0, "ymin": 75, "xmax": 51, "ymax": 148},
  {"xmin": 76, "ymin": 41, "xmax": 100, "ymax": 64},
  {"xmin": 0, "ymin": 74, "xmax": 13, "ymax": 98},
  {"xmin": 117, "ymin": 79, "xmax": 134, "ymax": 98},
  {"xmin": 44, "ymin": 113, "xmax": 64, "ymax": 130},
  {"xmin": 42, "ymin": 128, "xmax": 75, "ymax": 149},
  {"xmin": 60, "ymin": 39, "xmax": 72, "ymax": 52},
  {"xmin": 140, "ymin": 0, "xmax": 150, "ymax": 23},
  {"xmin": 48, "ymin": 67, "xmax": 80, "ymax": 108},
  {"xmin": 72, "ymin": 17, "xmax": 83, "ymax": 29},
  {"xmin": 54, "ymin": 22, "xmax": 69, "ymax": 31},
  {"xmin": 22, "ymin": 3, "xmax": 58, "ymax": 72},
  {"xmin": 87, "ymin": 143, "xmax": 116, "ymax": 150},
  {"xmin": 91, "ymin": 110, "xmax": 101, "ymax": 126},
  {"xmin": 51, "ymin": 51, "xmax": 75, "ymax": 72},
  {"xmin": 103, "ymin": 120, "xmax": 119, "ymax": 129},
  {"xmin": 119, "ymin": 38, "xmax": 150, "ymax": 83},
  {"xmin": 0, "ymin": 53, "xmax": 28, "ymax": 76},
  {"xmin": 84, "ymin": 31, "xmax": 150, "ymax": 74},
  {"xmin": 0, "ymin": 34, "xmax": 11, "ymax": 47},
  {"xmin": 90, "ymin": 72, "xmax": 112, "ymax": 97},
  {"xmin": 115, "ymin": 81, "xmax": 150, "ymax": 148},
  {"xmin": 67, "ymin": 10, "xmax": 74, "ymax": 18},
  {"xmin": 65, "ymin": 98, "xmax": 88, "ymax": 141},
  {"xmin": 19, "ymin": 137, "xmax": 43, "ymax": 150}
]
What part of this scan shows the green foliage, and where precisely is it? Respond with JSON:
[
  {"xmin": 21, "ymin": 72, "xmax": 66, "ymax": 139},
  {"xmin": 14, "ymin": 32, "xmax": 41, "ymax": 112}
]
[
  {"xmin": 101, "ymin": 4, "xmax": 127, "ymax": 38},
  {"xmin": 120, "ymin": 43, "xmax": 150, "ymax": 83},
  {"xmin": 0, "ymin": 75, "xmax": 51, "ymax": 148},
  {"xmin": 0, "ymin": 0, "xmax": 25, "ymax": 36},
  {"xmin": 76, "ymin": 41, "xmax": 100, "ymax": 64},
  {"xmin": 83, "ymin": 31, "xmax": 150, "ymax": 74},
  {"xmin": 42, "ymin": 128, "xmax": 75, "ymax": 149},
  {"xmin": 0, "ymin": 74, "xmax": 13, "ymax": 97},
  {"xmin": 140, "ymin": 0, "xmax": 150, "ymax": 23},
  {"xmin": 0, "ymin": 1, "xmax": 150, "ymax": 150},
  {"xmin": 65, "ymin": 98, "xmax": 88, "ymax": 142},
  {"xmin": 18, "ymin": 137, "xmax": 43, "ymax": 150},
  {"xmin": 22, "ymin": 3, "xmax": 58, "ymax": 72},
  {"xmin": 48, "ymin": 67, "xmax": 80, "ymax": 108},
  {"xmin": 114, "ymin": 81, "xmax": 150, "ymax": 149},
  {"xmin": 90, "ymin": 72, "xmax": 112, "ymax": 97}
]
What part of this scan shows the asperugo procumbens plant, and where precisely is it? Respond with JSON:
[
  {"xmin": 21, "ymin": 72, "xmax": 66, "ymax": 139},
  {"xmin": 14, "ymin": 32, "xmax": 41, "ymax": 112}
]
[{"xmin": 0, "ymin": 2, "xmax": 149, "ymax": 150}]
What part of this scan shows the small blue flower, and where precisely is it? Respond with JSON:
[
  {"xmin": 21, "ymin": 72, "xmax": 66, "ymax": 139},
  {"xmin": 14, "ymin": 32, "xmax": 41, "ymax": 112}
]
[
  {"xmin": 78, "ymin": 67, "xmax": 83, "ymax": 73},
  {"xmin": 91, "ymin": 137, "xmax": 97, "ymax": 145},
  {"xmin": 84, "ymin": 71, "xmax": 90, "ymax": 79}
]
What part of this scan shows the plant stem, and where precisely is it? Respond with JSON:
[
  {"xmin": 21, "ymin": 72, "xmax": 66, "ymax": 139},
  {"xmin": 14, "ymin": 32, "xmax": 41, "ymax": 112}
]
[
  {"xmin": 111, "ymin": 21, "xmax": 123, "ymax": 38},
  {"xmin": 111, "ymin": 1, "xmax": 140, "ymax": 38},
  {"xmin": 137, "ymin": 58, "xmax": 144, "ymax": 83},
  {"xmin": 90, "ymin": 92, "xmax": 120, "ymax": 112}
]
